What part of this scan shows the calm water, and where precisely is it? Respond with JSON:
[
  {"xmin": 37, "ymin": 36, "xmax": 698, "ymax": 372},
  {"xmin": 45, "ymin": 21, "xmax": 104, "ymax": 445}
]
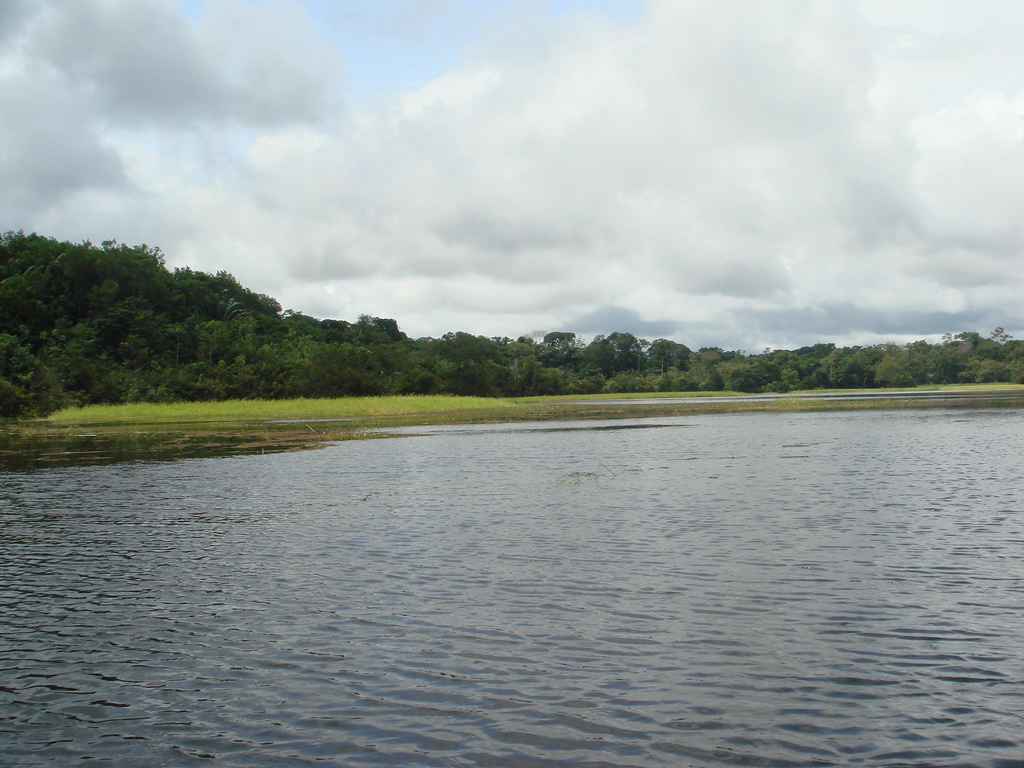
[{"xmin": 2, "ymin": 408, "xmax": 1023, "ymax": 767}]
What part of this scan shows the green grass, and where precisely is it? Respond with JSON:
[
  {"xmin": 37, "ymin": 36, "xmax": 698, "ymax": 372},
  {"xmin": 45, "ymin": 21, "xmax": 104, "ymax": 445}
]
[
  {"xmin": 43, "ymin": 383, "xmax": 1024, "ymax": 427},
  {"xmin": 519, "ymin": 383, "xmax": 1024, "ymax": 402},
  {"xmin": 45, "ymin": 395, "xmax": 524, "ymax": 425},
  {"xmin": 788, "ymin": 382, "xmax": 1024, "ymax": 394},
  {"xmin": 515, "ymin": 390, "xmax": 745, "ymax": 402}
]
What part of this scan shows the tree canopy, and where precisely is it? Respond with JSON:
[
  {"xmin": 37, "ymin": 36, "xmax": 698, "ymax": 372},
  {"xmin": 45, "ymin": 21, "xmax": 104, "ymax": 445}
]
[{"xmin": 2, "ymin": 231, "xmax": 1022, "ymax": 418}]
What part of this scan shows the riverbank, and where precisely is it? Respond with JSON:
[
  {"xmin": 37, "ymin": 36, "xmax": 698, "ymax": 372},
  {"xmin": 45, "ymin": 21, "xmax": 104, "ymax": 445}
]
[
  {"xmin": 39, "ymin": 382, "xmax": 1024, "ymax": 425},
  {"xmin": 3, "ymin": 385, "xmax": 1022, "ymax": 470}
]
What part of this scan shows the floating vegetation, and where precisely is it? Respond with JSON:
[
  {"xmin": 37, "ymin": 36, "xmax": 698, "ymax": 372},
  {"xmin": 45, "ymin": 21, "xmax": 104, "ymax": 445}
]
[{"xmin": 554, "ymin": 471, "xmax": 602, "ymax": 486}]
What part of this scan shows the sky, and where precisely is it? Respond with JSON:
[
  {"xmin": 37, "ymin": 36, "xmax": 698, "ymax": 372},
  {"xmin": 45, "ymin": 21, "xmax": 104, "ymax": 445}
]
[{"xmin": 2, "ymin": 0, "xmax": 1022, "ymax": 351}]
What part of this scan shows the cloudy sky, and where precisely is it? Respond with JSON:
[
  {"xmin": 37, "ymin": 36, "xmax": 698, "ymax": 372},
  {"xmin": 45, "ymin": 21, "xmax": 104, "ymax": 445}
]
[{"xmin": 2, "ymin": 1, "xmax": 1022, "ymax": 350}]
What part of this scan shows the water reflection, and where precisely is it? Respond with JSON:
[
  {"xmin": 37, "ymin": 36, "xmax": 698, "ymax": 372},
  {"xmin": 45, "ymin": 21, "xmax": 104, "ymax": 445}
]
[
  {"xmin": 0, "ymin": 425, "xmax": 325, "ymax": 470},
  {"xmin": 3, "ymin": 387, "xmax": 1023, "ymax": 471},
  {"xmin": 2, "ymin": 408, "xmax": 1023, "ymax": 766}
]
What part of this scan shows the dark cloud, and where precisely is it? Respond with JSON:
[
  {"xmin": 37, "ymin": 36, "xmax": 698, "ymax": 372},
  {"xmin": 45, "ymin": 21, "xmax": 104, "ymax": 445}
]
[
  {"xmin": 31, "ymin": 0, "xmax": 225, "ymax": 125},
  {"xmin": 686, "ymin": 257, "xmax": 791, "ymax": 298},
  {"xmin": 0, "ymin": 73, "xmax": 127, "ymax": 217},
  {"xmin": 2, "ymin": 0, "xmax": 343, "ymax": 231},
  {"xmin": 838, "ymin": 175, "xmax": 922, "ymax": 248},
  {"xmin": 434, "ymin": 210, "xmax": 586, "ymax": 254},
  {"xmin": 1, "ymin": 126, "xmax": 126, "ymax": 211},
  {"xmin": 24, "ymin": 0, "xmax": 341, "ymax": 129},
  {"xmin": 0, "ymin": 0, "xmax": 34, "ymax": 44},
  {"xmin": 740, "ymin": 303, "xmax": 1016, "ymax": 347},
  {"xmin": 569, "ymin": 306, "xmax": 678, "ymax": 339}
]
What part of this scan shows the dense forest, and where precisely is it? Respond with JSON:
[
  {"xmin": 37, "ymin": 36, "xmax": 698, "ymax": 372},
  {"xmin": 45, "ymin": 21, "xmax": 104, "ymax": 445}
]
[{"xmin": 2, "ymin": 231, "xmax": 1022, "ymax": 418}]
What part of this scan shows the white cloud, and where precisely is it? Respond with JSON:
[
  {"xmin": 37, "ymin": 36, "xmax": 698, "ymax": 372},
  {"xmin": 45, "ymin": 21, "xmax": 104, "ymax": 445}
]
[{"xmin": 2, "ymin": 0, "xmax": 1022, "ymax": 350}]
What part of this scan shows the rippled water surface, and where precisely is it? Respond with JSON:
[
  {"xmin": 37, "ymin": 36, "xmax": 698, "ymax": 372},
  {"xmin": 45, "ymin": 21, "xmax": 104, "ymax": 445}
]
[{"xmin": 2, "ymin": 408, "xmax": 1023, "ymax": 767}]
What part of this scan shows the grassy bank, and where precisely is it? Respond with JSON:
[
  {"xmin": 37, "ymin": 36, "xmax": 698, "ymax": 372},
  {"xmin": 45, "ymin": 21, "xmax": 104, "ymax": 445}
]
[
  {"xmin": 520, "ymin": 382, "xmax": 1024, "ymax": 402},
  {"xmin": 3, "ymin": 385, "xmax": 1019, "ymax": 470},
  {"xmin": 42, "ymin": 383, "xmax": 1024, "ymax": 427},
  {"xmin": 44, "ymin": 394, "xmax": 526, "ymax": 425}
]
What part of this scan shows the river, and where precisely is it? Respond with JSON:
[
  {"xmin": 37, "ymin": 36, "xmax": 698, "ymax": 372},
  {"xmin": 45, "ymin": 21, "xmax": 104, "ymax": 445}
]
[{"xmin": 2, "ymin": 407, "xmax": 1023, "ymax": 766}]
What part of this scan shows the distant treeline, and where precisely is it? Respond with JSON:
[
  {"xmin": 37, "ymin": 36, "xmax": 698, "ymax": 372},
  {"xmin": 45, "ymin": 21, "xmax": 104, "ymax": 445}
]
[{"xmin": 2, "ymin": 231, "xmax": 1022, "ymax": 417}]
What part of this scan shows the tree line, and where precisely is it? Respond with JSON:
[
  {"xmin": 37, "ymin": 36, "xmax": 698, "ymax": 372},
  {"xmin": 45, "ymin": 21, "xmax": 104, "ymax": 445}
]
[{"xmin": 2, "ymin": 231, "xmax": 1022, "ymax": 417}]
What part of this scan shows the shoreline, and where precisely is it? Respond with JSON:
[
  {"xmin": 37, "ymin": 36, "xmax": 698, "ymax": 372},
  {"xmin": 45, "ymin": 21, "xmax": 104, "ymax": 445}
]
[{"xmin": 3, "ymin": 386, "xmax": 1023, "ymax": 470}]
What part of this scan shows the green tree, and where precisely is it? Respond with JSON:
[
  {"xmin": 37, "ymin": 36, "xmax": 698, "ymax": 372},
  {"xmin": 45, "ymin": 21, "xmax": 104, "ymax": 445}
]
[
  {"xmin": 873, "ymin": 345, "xmax": 916, "ymax": 388},
  {"xmin": 647, "ymin": 339, "xmax": 691, "ymax": 373},
  {"xmin": 538, "ymin": 331, "xmax": 582, "ymax": 371},
  {"xmin": 687, "ymin": 348, "xmax": 725, "ymax": 391}
]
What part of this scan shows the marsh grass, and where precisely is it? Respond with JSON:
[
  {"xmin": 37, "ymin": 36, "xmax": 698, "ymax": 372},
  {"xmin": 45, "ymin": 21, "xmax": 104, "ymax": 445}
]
[
  {"xmin": 46, "ymin": 395, "xmax": 523, "ymax": 426},
  {"xmin": 41, "ymin": 383, "xmax": 1024, "ymax": 427},
  {"xmin": 515, "ymin": 390, "xmax": 745, "ymax": 402},
  {"xmin": 790, "ymin": 382, "xmax": 1024, "ymax": 394},
  {"xmin": 6, "ymin": 385, "xmax": 1020, "ymax": 470}
]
